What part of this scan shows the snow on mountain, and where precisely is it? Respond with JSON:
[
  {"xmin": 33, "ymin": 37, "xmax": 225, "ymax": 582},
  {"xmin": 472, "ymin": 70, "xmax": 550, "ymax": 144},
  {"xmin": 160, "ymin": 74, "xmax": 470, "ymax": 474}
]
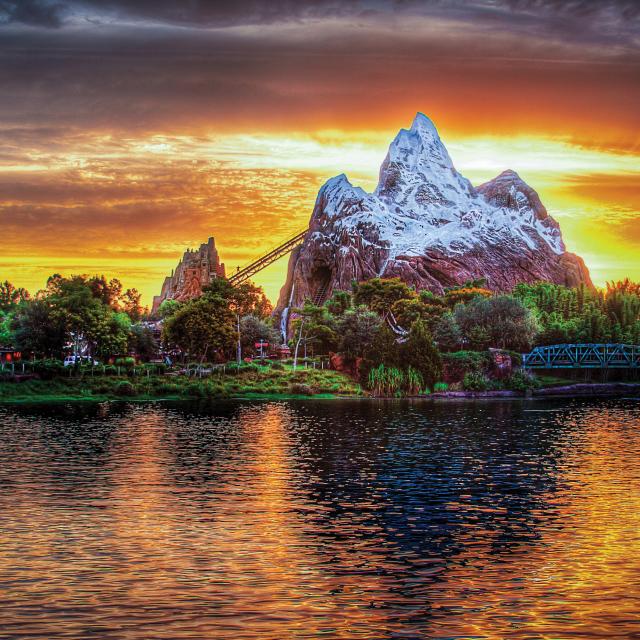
[{"xmin": 276, "ymin": 113, "xmax": 592, "ymax": 330}]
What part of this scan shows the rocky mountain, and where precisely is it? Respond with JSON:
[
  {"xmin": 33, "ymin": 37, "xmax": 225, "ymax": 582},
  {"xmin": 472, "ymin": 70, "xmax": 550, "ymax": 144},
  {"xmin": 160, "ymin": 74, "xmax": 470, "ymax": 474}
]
[
  {"xmin": 152, "ymin": 237, "xmax": 226, "ymax": 313},
  {"xmin": 276, "ymin": 113, "xmax": 592, "ymax": 334}
]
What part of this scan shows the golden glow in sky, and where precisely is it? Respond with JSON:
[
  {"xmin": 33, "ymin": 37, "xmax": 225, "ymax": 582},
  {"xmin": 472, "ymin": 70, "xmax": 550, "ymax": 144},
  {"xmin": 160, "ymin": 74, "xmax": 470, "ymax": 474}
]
[{"xmin": 1, "ymin": 1, "xmax": 638, "ymax": 304}]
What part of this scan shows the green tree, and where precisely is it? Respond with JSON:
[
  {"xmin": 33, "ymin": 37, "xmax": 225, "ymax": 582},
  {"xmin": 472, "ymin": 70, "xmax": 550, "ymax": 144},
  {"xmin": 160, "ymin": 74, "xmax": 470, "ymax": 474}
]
[
  {"xmin": 162, "ymin": 296, "xmax": 236, "ymax": 361},
  {"xmin": 325, "ymin": 290, "xmax": 352, "ymax": 316},
  {"xmin": 0, "ymin": 311, "xmax": 15, "ymax": 347},
  {"xmin": 0, "ymin": 281, "xmax": 30, "ymax": 312},
  {"xmin": 158, "ymin": 299, "xmax": 182, "ymax": 318},
  {"xmin": 400, "ymin": 319, "xmax": 442, "ymax": 391},
  {"xmin": 240, "ymin": 315, "xmax": 281, "ymax": 356},
  {"xmin": 352, "ymin": 277, "xmax": 416, "ymax": 318},
  {"xmin": 12, "ymin": 299, "xmax": 67, "ymax": 358},
  {"xmin": 433, "ymin": 312, "xmax": 463, "ymax": 352},
  {"xmin": 128, "ymin": 324, "xmax": 159, "ymax": 362},
  {"xmin": 335, "ymin": 306, "xmax": 382, "ymax": 363},
  {"xmin": 454, "ymin": 295, "xmax": 539, "ymax": 351}
]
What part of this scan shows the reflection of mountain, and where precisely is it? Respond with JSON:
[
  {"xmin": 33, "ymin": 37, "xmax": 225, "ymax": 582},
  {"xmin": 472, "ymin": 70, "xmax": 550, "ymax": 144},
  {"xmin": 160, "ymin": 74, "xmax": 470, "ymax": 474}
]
[
  {"xmin": 276, "ymin": 113, "xmax": 591, "ymax": 320},
  {"xmin": 288, "ymin": 401, "xmax": 568, "ymax": 555}
]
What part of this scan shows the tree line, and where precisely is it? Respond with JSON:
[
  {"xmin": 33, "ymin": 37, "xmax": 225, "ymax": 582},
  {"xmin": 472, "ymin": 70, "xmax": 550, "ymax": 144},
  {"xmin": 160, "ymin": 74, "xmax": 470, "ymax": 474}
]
[{"xmin": 2, "ymin": 272, "xmax": 639, "ymax": 393}]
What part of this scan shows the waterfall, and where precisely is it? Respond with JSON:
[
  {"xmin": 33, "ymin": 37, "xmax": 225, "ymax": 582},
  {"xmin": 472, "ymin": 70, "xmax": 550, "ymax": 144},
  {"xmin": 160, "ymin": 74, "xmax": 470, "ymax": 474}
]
[{"xmin": 280, "ymin": 283, "xmax": 295, "ymax": 343}]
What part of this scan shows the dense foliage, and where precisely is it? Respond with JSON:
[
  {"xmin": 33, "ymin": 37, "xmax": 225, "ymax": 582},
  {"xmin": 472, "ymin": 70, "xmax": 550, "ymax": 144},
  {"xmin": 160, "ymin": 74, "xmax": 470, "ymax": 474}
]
[
  {"xmin": 4, "ymin": 269, "xmax": 640, "ymax": 396},
  {"xmin": 513, "ymin": 280, "xmax": 640, "ymax": 345}
]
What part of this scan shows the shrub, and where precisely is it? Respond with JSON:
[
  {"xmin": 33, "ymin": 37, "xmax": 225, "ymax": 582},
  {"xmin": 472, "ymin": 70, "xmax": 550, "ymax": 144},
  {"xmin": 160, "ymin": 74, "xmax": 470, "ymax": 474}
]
[
  {"xmin": 433, "ymin": 381, "xmax": 449, "ymax": 392},
  {"xmin": 400, "ymin": 319, "xmax": 442, "ymax": 390},
  {"xmin": 114, "ymin": 357, "xmax": 136, "ymax": 368},
  {"xmin": 505, "ymin": 369, "xmax": 541, "ymax": 391},
  {"xmin": 463, "ymin": 371, "xmax": 492, "ymax": 391},
  {"xmin": 367, "ymin": 364, "xmax": 405, "ymax": 396},
  {"xmin": 154, "ymin": 382, "xmax": 180, "ymax": 396},
  {"xmin": 29, "ymin": 359, "xmax": 65, "ymax": 379},
  {"xmin": 289, "ymin": 383, "xmax": 314, "ymax": 395},
  {"xmin": 184, "ymin": 382, "xmax": 208, "ymax": 397},
  {"xmin": 442, "ymin": 351, "xmax": 490, "ymax": 383},
  {"xmin": 405, "ymin": 366, "xmax": 425, "ymax": 395},
  {"xmin": 114, "ymin": 381, "xmax": 136, "ymax": 396}
]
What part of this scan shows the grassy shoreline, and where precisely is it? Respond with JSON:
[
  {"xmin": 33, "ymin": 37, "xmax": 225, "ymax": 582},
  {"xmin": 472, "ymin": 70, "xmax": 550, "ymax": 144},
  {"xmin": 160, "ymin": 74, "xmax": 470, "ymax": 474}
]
[
  {"xmin": 1, "ymin": 374, "xmax": 639, "ymax": 404},
  {"xmin": 0, "ymin": 367, "xmax": 363, "ymax": 404}
]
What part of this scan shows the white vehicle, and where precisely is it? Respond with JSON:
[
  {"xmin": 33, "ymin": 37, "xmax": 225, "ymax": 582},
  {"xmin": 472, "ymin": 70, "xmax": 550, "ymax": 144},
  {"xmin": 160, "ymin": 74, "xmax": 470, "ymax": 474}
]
[{"xmin": 63, "ymin": 355, "xmax": 99, "ymax": 367}]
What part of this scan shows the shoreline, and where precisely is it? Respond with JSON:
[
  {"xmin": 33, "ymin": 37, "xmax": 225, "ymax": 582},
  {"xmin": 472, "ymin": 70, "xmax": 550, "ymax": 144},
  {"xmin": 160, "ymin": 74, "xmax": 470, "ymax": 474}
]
[{"xmin": 1, "ymin": 382, "xmax": 639, "ymax": 405}]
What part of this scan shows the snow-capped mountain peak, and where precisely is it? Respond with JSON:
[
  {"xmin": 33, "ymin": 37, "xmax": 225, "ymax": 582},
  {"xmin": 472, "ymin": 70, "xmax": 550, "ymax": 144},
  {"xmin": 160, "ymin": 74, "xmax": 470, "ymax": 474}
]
[{"xmin": 276, "ymin": 114, "xmax": 591, "ymax": 318}]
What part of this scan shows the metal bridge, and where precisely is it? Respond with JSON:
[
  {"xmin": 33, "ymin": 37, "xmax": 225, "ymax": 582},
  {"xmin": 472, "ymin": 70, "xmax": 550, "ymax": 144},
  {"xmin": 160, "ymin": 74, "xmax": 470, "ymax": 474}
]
[
  {"xmin": 227, "ymin": 229, "xmax": 307, "ymax": 285},
  {"xmin": 522, "ymin": 344, "xmax": 640, "ymax": 369}
]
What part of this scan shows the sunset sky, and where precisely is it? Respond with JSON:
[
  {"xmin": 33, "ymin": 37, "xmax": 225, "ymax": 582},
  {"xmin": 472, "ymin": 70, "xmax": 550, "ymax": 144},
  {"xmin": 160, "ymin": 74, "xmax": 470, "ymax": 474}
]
[{"xmin": 1, "ymin": 0, "xmax": 639, "ymax": 305}]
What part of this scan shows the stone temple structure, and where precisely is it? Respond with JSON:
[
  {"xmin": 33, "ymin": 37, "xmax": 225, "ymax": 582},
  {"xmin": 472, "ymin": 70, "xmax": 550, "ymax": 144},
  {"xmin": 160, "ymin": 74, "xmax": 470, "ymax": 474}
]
[{"xmin": 152, "ymin": 237, "xmax": 226, "ymax": 313}]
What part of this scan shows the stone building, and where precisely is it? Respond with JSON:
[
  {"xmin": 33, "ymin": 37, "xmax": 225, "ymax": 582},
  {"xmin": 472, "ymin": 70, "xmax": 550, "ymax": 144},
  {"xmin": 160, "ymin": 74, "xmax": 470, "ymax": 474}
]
[{"xmin": 152, "ymin": 237, "xmax": 226, "ymax": 313}]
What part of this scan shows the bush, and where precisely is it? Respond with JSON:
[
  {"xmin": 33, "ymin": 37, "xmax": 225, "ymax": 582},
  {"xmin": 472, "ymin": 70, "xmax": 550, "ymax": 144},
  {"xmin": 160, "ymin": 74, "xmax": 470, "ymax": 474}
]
[
  {"xmin": 367, "ymin": 364, "xmax": 405, "ymax": 396},
  {"xmin": 442, "ymin": 351, "xmax": 490, "ymax": 383},
  {"xmin": 184, "ymin": 382, "xmax": 208, "ymax": 397},
  {"xmin": 433, "ymin": 381, "xmax": 449, "ymax": 392},
  {"xmin": 289, "ymin": 383, "xmax": 314, "ymax": 395},
  {"xmin": 114, "ymin": 381, "xmax": 136, "ymax": 396},
  {"xmin": 505, "ymin": 369, "xmax": 541, "ymax": 391},
  {"xmin": 114, "ymin": 357, "xmax": 136, "ymax": 368},
  {"xmin": 28, "ymin": 359, "xmax": 66, "ymax": 379},
  {"xmin": 463, "ymin": 371, "xmax": 493, "ymax": 391},
  {"xmin": 405, "ymin": 366, "xmax": 425, "ymax": 395},
  {"xmin": 154, "ymin": 382, "xmax": 180, "ymax": 396}
]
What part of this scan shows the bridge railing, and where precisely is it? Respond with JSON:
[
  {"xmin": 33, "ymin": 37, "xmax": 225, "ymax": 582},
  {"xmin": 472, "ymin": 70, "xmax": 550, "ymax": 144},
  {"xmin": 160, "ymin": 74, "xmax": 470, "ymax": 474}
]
[{"xmin": 522, "ymin": 343, "xmax": 640, "ymax": 369}]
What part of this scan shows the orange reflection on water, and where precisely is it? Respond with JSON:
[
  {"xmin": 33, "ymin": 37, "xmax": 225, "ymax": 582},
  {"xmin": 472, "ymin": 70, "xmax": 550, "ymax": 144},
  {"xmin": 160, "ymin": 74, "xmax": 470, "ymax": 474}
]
[{"xmin": 1, "ymin": 400, "xmax": 639, "ymax": 639}]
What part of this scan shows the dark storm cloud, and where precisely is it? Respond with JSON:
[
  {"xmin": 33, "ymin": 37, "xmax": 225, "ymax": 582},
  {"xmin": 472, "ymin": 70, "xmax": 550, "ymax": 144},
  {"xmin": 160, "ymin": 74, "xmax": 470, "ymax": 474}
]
[
  {"xmin": 1, "ymin": 1, "xmax": 638, "ymax": 37},
  {"xmin": 0, "ymin": 0, "xmax": 63, "ymax": 26}
]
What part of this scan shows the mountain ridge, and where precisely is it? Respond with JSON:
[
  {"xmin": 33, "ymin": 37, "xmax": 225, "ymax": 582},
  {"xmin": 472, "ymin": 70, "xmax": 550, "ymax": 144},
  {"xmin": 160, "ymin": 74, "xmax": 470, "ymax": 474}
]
[{"xmin": 276, "ymin": 113, "xmax": 592, "ymax": 334}]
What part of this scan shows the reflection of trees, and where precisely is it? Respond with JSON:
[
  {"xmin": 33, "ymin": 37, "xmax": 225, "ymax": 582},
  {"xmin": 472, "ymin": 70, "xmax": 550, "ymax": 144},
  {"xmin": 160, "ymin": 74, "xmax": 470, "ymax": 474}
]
[
  {"xmin": 159, "ymin": 401, "xmax": 249, "ymax": 495},
  {"xmin": 0, "ymin": 402, "xmax": 123, "ymax": 497}
]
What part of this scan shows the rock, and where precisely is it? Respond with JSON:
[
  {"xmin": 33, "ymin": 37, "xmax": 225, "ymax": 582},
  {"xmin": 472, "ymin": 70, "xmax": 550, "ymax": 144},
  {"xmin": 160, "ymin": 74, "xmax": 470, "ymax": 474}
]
[
  {"xmin": 152, "ymin": 237, "xmax": 226, "ymax": 313},
  {"xmin": 276, "ymin": 113, "xmax": 592, "ymax": 335}
]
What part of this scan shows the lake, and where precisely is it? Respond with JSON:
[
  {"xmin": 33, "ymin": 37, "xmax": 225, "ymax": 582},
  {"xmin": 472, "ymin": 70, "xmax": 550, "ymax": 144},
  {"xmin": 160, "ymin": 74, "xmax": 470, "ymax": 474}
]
[{"xmin": 0, "ymin": 398, "xmax": 639, "ymax": 639}]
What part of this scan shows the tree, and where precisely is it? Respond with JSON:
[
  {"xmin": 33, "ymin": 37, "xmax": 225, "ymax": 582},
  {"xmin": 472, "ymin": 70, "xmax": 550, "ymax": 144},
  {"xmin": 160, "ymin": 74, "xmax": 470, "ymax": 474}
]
[
  {"xmin": 128, "ymin": 324, "xmax": 159, "ymax": 362},
  {"xmin": 352, "ymin": 278, "xmax": 416, "ymax": 318},
  {"xmin": 120, "ymin": 288, "xmax": 144, "ymax": 322},
  {"xmin": 162, "ymin": 296, "xmax": 236, "ymax": 361},
  {"xmin": 433, "ymin": 312, "xmax": 463, "ymax": 352},
  {"xmin": 240, "ymin": 315, "xmax": 281, "ymax": 356},
  {"xmin": 335, "ymin": 306, "xmax": 382, "ymax": 363},
  {"xmin": 325, "ymin": 290, "xmax": 352, "ymax": 316},
  {"xmin": 454, "ymin": 295, "xmax": 539, "ymax": 351},
  {"xmin": 0, "ymin": 281, "xmax": 29, "ymax": 312},
  {"xmin": 359, "ymin": 324, "xmax": 402, "ymax": 383},
  {"xmin": 289, "ymin": 302, "xmax": 339, "ymax": 367},
  {"xmin": 0, "ymin": 311, "xmax": 15, "ymax": 347},
  {"xmin": 158, "ymin": 299, "xmax": 182, "ymax": 318},
  {"xmin": 401, "ymin": 319, "xmax": 442, "ymax": 391},
  {"xmin": 203, "ymin": 278, "xmax": 272, "ymax": 363},
  {"xmin": 12, "ymin": 299, "xmax": 67, "ymax": 358}
]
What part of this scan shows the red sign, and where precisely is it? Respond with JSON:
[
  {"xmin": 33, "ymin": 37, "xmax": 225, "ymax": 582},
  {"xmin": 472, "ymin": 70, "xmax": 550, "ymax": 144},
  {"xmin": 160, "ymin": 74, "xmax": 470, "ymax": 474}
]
[{"xmin": 255, "ymin": 342, "xmax": 269, "ymax": 348}]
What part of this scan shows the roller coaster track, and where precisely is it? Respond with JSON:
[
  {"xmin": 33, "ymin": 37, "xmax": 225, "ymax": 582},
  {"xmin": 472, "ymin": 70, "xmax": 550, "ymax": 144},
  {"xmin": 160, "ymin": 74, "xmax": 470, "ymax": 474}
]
[{"xmin": 227, "ymin": 229, "xmax": 307, "ymax": 285}]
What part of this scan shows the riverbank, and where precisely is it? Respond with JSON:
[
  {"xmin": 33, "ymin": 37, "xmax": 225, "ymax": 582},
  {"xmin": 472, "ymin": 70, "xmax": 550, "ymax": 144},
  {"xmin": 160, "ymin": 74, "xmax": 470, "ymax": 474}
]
[
  {"xmin": 429, "ymin": 382, "xmax": 640, "ymax": 400},
  {"xmin": 0, "ymin": 367, "xmax": 363, "ymax": 403},
  {"xmin": 1, "ymin": 372, "xmax": 639, "ymax": 404}
]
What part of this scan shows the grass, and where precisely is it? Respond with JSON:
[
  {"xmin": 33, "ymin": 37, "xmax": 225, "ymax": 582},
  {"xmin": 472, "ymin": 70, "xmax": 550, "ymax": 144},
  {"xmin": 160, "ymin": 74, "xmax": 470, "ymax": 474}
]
[{"xmin": 0, "ymin": 364, "xmax": 363, "ymax": 403}]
